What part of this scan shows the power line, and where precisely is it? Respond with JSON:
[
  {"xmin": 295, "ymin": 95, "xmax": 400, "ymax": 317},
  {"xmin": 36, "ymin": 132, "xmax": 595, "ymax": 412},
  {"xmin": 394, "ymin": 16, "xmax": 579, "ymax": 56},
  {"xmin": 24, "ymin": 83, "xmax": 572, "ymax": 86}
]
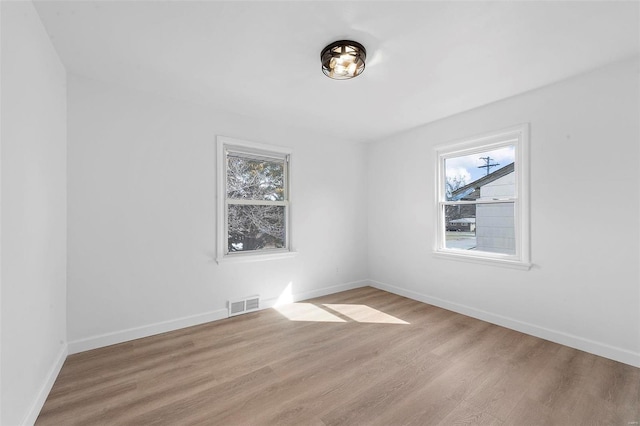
[{"xmin": 478, "ymin": 156, "xmax": 499, "ymax": 176}]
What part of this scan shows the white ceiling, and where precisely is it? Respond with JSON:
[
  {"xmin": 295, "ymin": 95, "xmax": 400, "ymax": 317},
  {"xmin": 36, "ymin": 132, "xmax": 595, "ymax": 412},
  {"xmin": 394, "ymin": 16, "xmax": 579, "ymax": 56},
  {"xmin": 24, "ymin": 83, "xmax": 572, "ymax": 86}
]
[{"xmin": 33, "ymin": 1, "xmax": 640, "ymax": 143}]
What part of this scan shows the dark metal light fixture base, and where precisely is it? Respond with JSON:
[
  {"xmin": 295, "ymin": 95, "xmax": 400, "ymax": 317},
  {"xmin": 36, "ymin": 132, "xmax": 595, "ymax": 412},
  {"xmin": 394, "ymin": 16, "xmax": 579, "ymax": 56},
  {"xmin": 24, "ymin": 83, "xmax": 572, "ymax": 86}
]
[{"xmin": 321, "ymin": 40, "xmax": 367, "ymax": 80}]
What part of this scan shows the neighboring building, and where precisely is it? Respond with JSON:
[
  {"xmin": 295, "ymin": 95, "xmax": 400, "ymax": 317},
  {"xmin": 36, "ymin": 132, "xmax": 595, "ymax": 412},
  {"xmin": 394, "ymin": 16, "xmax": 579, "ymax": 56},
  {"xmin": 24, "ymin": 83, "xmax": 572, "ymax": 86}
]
[
  {"xmin": 450, "ymin": 163, "xmax": 515, "ymax": 254},
  {"xmin": 447, "ymin": 217, "xmax": 476, "ymax": 232},
  {"xmin": 450, "ymin": 162, "xmax": 514, "ymax": 202}
]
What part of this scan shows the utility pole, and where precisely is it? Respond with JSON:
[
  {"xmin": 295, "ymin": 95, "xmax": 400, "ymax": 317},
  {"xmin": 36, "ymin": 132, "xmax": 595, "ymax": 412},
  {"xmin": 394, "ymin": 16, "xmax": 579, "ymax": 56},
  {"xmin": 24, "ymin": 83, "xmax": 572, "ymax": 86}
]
[{"xmin": 478, "ymin": 156, "xmax": 499, "ymax": 176}]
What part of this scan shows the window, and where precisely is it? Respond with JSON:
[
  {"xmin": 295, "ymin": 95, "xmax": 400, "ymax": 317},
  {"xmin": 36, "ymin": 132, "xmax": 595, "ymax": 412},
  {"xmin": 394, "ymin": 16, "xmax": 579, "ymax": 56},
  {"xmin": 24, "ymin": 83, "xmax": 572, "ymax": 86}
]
[
  {"xmin": 216, "ymin": 136, "xmax": 294, "ymax": 263},
  {"xmin": 435, "ymin": 124, "xmax": 530, "ymax": 269}
]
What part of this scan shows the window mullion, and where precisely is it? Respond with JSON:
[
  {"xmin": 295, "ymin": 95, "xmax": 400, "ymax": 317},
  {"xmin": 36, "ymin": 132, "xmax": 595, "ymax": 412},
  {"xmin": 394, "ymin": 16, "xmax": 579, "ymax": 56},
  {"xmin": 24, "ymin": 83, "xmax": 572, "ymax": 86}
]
[
  {"xmin": 441, "ymin": 199, "xmax": 516, "ymax": 206},
  {"xmin": 227, "ymin": 199, "xmax": 288, "ymax": 206}
]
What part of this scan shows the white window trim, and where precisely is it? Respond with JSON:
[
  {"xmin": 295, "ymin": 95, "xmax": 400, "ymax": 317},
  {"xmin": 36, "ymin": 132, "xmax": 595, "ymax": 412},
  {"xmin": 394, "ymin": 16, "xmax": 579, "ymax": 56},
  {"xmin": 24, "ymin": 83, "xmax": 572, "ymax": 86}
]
[
  {"xmin": 216, "ymin": 136, "xmax": 296, "ymax": 264},
  {"xmin": 434, "ymin": 124, "xmax": 531, "ymax": 270}
]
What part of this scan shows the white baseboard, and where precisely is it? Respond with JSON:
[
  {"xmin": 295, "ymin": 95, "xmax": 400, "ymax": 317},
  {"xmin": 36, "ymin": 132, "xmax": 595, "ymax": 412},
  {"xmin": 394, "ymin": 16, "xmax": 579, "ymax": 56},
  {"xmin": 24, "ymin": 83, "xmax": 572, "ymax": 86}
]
[
  {"xmin": 294, "ymin": 279, "xmax": 369, "ymax": 301},
  {"xmin": 68, "ymin": 280, "xmax": 369, "ymax": 355},
  {"xmin": 68, "ymin": 309, "xmax": 229, "ymax": 355},
  {"xmin": 22, "ymin": 344, "xmax": 68, "ymax": 426},
  {"xmin": 261, "ymin": 279, "xmax": 369, "ymax": 309},
  {"xmin": 369, "ymin": 279, "xmax": 640, "ymax": 368}
]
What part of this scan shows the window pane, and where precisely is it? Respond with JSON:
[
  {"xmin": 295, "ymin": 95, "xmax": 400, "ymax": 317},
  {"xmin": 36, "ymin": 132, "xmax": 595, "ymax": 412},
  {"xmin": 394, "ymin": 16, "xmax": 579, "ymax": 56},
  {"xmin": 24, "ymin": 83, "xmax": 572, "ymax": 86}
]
[
  {"xmin": 227, "ymin": 156, "xmax": 285, "ymax": 201},
  {"xmin": 445, "ymin": 202, "xmax": 515, "ymax": 255},
  {"xmin": 476, "ymin": 202, "xmax": 515, "ymax": 255},
  {"xmin": 445, "ymin": 145, "xmax": 515, "ymax": 201},
  {"xmin": 228, "ymin": 205, "xmax": 285, "ymax": 252},
  {"xmin": 445, "ymin": 204, "xmax": 477, "ymax": 250}
]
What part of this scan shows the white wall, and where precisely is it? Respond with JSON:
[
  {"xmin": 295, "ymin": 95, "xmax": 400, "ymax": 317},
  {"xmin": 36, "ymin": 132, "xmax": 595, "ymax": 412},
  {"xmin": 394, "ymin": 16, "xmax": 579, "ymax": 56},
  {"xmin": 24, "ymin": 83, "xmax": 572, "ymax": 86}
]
[
  {"xmin": 1, "ymin": 2, "xmax": 68, "ymax": 424},
  {"xmin": 367, "ymin": 57, "xmax": 640, "ymax": 367},
  {"xmin": 67, "ymin": 75, "xmax": 368, "ymax": 349}
]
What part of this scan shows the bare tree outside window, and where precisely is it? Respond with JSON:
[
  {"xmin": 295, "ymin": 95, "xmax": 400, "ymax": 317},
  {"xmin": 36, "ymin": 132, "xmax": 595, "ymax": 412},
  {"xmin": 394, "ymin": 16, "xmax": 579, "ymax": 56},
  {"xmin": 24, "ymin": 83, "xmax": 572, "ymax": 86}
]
[
  {"xmin": 226, "ymin": 154, "xmax": 288, "ymax": 252},
  {"xmin": 445, "ymin": 175, "xmax": 467, "ymax": 201}
]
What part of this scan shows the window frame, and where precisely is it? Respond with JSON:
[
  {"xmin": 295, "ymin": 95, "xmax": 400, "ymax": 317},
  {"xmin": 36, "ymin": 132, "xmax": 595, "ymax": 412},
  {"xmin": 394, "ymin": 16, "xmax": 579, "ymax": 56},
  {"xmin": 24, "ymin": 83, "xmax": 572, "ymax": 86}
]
[
  {"xmin": 216, "ymin": 136, "xmax": 296, "ymax": 264},
  {"xmin": 434, "ymin": 124, "xmax": 531, "ymax": 270}
]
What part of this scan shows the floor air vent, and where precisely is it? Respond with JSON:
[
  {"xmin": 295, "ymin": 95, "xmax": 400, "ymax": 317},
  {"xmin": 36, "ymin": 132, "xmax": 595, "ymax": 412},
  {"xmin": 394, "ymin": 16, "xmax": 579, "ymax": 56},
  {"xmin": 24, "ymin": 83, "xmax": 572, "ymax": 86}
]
[{"xmin": 228, "ymin": 295, "xmax": 260, "ymax": 317}]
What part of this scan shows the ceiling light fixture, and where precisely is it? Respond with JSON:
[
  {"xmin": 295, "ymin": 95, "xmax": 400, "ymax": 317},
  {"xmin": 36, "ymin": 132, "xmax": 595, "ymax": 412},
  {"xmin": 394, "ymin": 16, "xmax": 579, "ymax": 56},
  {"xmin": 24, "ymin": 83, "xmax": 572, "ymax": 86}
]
[{"xmin": 321, "ymin": 40, "xmax": 366, "ymax": 80}]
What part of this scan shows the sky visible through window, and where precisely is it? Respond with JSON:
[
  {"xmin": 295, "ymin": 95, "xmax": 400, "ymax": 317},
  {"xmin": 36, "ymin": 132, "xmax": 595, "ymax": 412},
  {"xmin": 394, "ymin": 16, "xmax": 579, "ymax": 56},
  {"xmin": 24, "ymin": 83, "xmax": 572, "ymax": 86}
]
[{"xmin": 445, "ymin": 145, "xmax": 515, "ymax": 184}]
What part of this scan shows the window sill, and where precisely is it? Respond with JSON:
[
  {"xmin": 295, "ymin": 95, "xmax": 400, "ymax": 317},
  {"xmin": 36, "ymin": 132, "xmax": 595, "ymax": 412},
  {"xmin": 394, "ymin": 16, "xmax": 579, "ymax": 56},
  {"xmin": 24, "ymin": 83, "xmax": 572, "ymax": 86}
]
[
  {"xmin": 216, "ymin": 250, "xmax": 298, "ymax": 264},
  {"xmin": 433, "ymin": 250, "xmax": 532, "ymax": 270}
]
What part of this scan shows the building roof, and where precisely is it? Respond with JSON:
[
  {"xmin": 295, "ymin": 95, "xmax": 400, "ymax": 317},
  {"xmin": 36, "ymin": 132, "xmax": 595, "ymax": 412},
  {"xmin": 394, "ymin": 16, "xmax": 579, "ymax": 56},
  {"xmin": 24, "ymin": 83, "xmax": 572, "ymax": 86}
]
[
  {"xmin": 449, "ymin": 218, "xmax": 476, "ymax": 224},
  {"xmin": 450, "ymin": 162, "xmax": 514, "ymax": 201}
]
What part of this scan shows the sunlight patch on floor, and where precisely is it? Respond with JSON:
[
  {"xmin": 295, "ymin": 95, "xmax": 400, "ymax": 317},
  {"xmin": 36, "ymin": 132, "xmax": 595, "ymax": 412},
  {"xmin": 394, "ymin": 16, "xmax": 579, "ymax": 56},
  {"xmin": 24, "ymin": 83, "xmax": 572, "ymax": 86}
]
[
  {"xmin": 274, "ymin": 302, "xmax": 409, "ymax": 324},
  {"xmin": 323, "ymin": 304, "xmax": 409, "ymax": 324},
  {"xmin": 275, "ymin": 303, "xmax": 346, "ymax": 322}
]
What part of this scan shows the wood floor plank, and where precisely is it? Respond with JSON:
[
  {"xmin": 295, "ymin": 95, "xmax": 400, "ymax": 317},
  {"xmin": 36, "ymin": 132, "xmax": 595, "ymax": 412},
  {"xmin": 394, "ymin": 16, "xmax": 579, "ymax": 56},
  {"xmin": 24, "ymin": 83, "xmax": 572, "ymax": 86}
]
[
  {"xmin": 36, "ymin": 287, "xmax": 640, "ymax": 425},
  {"xmin": 318, "ymin": 352, "xmax": 448, "ymax": 426},
  {"xmin": 437, "ymin": 400, "xmax": 504, "ymax": 426},
  {"xmin": 462, "ymin": 337, "xmax": 558, "ymax": 420},
  {"xmin": 220, "ymin": 324, "xmax": 433, "ymax": 425}
]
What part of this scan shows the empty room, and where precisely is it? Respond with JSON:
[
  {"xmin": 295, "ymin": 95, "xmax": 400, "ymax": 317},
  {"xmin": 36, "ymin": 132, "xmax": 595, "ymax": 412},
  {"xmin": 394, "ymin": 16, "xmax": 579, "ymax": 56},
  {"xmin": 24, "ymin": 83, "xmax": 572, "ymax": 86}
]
[{"xmin": 2, "ymin": 1, "xmax": 639, "ymax": 425}]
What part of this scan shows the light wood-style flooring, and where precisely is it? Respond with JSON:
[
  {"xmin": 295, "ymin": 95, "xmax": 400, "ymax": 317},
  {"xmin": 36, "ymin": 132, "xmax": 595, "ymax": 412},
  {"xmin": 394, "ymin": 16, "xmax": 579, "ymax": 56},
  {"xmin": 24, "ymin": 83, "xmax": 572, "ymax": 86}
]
[{"xmin": 37, "ymin": 287, "xmax": 640, "ymax": 425}]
